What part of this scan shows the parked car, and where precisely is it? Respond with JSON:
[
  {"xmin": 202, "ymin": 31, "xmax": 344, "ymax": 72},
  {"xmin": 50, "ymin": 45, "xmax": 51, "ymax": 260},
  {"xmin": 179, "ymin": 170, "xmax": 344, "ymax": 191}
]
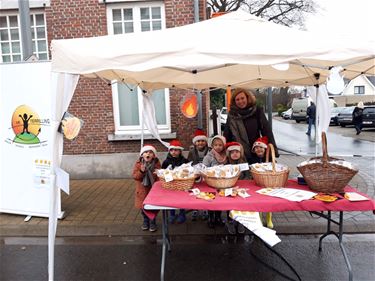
[
  {"xmin": 330, "ymin": 107, "xmax": 346, "ymax": 125},
  {"xmin": 362, "ymin": 106, "xmax": 375, "ymax": 128},
  {"xmin": 291, "ymin": 98, "xmax": 311, "ymax": 123},
  {"xmin": 292, "ymin": 97, "xmax": 337, "ymax": 123},
  {"xmin": 337, "ymin": 106, "xmax": 355, "ymax": 127},
  {"xmin": 281, "ymin": 108, "xmax": 292, "ymax": 119}
]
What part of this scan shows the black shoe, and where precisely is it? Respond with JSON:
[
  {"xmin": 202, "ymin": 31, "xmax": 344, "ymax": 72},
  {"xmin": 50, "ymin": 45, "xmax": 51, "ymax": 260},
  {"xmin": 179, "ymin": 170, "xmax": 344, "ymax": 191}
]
[
  {"xmin": 237, "ymin": 223, "xmax": 246, "ymax": 234},
  {"xmin": 191, "ymin": 211, "xmax": 198, "ymax": 221},
  {"xmin": 141, "ymin": 221, "xmax": 149, "ymax": 231},
  {"xmin": 356, "ymin": 130, "xmax": 361, "ymax": 135},
  {"xmin": 225, "ymin": 221, "xmax": 236, "ymax": 235},
  {"xmin": 207, "ymin": 212, "xmax": 215, "ymax": 228},
  {"xmin": 214, "ymin": 214, "xmax": 225, "ymax": 226},
  {"xmin": 149, "ymin": 223, "xmax": 157, "ymax": 232}
]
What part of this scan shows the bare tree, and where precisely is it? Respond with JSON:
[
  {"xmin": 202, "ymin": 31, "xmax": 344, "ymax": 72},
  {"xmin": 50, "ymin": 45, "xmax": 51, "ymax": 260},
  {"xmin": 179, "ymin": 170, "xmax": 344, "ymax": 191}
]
[{"xmin": 208, "ymin": 0, "xmax": 317, "ymax": 27}]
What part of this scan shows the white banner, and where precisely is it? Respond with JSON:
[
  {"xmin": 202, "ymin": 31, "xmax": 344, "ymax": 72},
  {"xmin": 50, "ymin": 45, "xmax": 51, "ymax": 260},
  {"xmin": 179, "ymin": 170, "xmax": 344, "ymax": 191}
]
[{"xmin": 0, "ymin": 62, "xmax": 61, "ymax": 217}]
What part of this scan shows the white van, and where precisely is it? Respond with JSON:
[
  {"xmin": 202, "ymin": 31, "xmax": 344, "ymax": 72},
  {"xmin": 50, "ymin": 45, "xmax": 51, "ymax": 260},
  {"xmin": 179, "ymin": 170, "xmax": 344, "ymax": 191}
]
[
  {"xmin": 291, "ymin": 98, "xmax": 311, "ymax": 123},
  {"xmin": 291, "ymin": 97, "xmax": 337, "ymax": 123}
]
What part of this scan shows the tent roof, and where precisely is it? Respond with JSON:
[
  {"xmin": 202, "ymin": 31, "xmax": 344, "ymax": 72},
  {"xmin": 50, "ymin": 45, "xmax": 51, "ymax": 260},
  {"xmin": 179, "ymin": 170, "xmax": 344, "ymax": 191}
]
[{"xmin": 51, "ymin": 11, "xmax": 375, "ymax": 89}]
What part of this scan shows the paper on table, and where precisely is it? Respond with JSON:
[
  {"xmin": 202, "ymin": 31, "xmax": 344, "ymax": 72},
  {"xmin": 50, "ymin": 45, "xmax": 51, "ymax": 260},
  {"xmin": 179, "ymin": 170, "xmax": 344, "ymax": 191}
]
[
  {"xmin": 230, "ymin": 211, "xmax": 281, "ymax": 247},
  {"xmin": 257, "ymin": 188, "xmax": 317, "ymax": 202},
  {"xmin": 345, "ymin": 192, "xmax": 369, "ymax": 202}
]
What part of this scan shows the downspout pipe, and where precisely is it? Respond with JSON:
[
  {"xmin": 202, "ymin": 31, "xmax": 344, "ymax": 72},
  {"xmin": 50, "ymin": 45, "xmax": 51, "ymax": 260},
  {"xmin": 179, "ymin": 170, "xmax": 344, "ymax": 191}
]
[
  {"xmin": 18, "ymin": 0, "xmax": 33, "ymax": 60},
  {"xmin": 194, "ymin": 0, "xmax": 203, "ymax": 129}
]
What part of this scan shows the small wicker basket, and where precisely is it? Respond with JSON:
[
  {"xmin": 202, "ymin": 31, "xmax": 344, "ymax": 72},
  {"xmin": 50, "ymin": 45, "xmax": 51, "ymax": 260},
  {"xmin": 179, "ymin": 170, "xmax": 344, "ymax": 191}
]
[
  {"xmin": 159, "ymin": 176, "xmax": 195, "ymax": 191},
  {"xmin": 202, "ymin": 174, "xmax": 240, "ymax": 189},
  {"xmin": 251, "ymin": 143, "xmax": 290, "ymax": 188},
  {"xmin": 297, "ymin": 132, "xmax": 358, "ymax": 193}
]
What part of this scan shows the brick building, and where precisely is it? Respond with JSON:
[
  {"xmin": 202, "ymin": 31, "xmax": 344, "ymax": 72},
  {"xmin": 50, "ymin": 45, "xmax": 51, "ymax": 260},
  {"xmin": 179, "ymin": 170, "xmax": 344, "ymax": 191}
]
[{"xmin": 1, "ymin": 0, "xmax": 209, "ymax": 178}]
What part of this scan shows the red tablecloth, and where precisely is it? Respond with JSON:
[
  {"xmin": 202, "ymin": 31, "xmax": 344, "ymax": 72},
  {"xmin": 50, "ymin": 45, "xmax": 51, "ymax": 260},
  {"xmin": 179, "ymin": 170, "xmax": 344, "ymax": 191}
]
[{"xmin": 143, "ymin": 180, "xmax": 375, "ymax": 217}]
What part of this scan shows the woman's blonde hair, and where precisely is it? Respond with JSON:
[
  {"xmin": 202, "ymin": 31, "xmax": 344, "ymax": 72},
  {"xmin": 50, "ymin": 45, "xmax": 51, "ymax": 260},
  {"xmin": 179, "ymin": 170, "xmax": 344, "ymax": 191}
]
[{"xmin": 231, "ymin": 88, "xmax": 256, "ymax": 108}]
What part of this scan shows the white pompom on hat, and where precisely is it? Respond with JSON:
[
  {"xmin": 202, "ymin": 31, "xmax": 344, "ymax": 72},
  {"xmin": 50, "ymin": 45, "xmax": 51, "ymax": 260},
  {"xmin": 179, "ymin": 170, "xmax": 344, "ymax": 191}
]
[
  {"xmin": 252, "ymin": 136, "xmax": 268, "ymax": 152},
  {"xmin": 168, "ymin": 139, "xmax": 184, "ymax": 150},
  {"xmin": 225, "ymin": 142, "xmax": 241, "ymax": 155},
  {"xmin": 209, "ymin": 135, "xmax": 226, "ymax": 147},
  {"xmin": 140, "ymin": 144, "xmax": 157, "ymax": 156},
  {"xmin": 192, "ymin": 128, "xmax": 208, "ymax": 144}
]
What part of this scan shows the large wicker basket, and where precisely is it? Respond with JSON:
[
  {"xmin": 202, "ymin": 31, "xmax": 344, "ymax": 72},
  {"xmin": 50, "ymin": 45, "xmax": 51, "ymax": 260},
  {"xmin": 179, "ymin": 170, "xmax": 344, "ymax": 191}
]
[
  {"xmin": 297, "ymin": 132, "xmax": 358, "ymax": 193},
  {"xmin": 159, "ymin": 176, "xmax": 195, "ymax": 191},
  {"xmin": 251, "ymin": 143, "xmax": 290, "ymax": 188},
  {"xmin": 202, "ymin": 174, "xmax": 240, "ymax": 189}
]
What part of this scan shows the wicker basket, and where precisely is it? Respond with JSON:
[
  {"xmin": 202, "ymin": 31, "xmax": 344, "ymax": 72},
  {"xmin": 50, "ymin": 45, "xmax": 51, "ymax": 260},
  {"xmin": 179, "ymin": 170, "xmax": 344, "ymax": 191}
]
[
  {"xmin": 202, "ymin": 174, "xmax": 240, "ymax": 189},
  {"xmin": 297, "ymin": 132, "xmax": 358, "ymax": 193},
  {"xmin": 251, "ymin": 143, "xmax": 290, "ymax": 188},
  {"xmin": 159, "ymin": 176, "xmax": 195, "ymax": 191}
]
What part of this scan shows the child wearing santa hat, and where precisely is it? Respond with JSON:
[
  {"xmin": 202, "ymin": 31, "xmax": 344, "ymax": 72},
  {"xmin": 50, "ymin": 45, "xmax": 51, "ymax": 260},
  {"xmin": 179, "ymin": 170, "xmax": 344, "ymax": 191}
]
[
  {"xmin": 162, "ymin": 139, "xmax": 189, "ymax": 224},
  {"xmin": 188, "ymin": 128, "xmax": 209, "ymax": 165},
  {"xmin": 225, "ymin": 142, "xmax": 250, "ymax": 235},
  {"xmin": 132, "ymin": 144, "xmax": 161, "ymax": 232},
  {"xmin": 203, "ymin": 135, "xmax": 227, "ymax": 228},
  {"xmin": 188, "ymin": 129, "xmax": 209, "ymax": 221},
  {"xmin": 252, "ymin": 136, "xmax": 274, "ymax": 229},
  {"xmin": 252, "ymin": 136, "xmax": 269, "ymax": 163}
]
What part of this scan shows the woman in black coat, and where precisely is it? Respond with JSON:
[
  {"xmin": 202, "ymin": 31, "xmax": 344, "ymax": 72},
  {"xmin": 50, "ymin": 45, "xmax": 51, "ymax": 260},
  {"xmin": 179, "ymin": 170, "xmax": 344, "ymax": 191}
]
[{"xmin": 223, "ymin": 88, "xmax": 278, "ymax": 164}]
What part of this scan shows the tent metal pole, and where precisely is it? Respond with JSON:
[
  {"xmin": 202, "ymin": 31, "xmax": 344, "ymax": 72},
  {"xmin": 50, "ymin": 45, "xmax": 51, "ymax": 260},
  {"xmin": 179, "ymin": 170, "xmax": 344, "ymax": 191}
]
[
  {"xmin": 197, "ymin": 91, "xmax": 203, "ymax": 129},
  {"xmin": 267, "ymin": 88, "xmax": 273, "ymax": 130},
  {"xmin": 314, "ymin": 73, "xmax": 320, "ymax": 157}
]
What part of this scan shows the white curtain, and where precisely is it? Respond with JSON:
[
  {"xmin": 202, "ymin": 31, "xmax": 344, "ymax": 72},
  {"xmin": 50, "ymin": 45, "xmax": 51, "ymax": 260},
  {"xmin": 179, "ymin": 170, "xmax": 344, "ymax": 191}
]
[
  {"xmin": 48, "ymin": 72, "xmax": 79, "ymax": 281},
  {"xmin": 142, "ymin": 91, "xmax": 169, "ymax": 148}
]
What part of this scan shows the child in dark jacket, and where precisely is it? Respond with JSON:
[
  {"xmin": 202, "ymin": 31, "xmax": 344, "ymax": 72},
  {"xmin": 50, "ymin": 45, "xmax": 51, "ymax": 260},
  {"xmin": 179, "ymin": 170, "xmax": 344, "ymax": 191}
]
[
  {"xmin": 187, "ymin": 129, "xmax": 209, "ymax": 221},
  {"xmin": 132, "ymin": 144, "xmax": 161, "ymax": 232},
  {"xmin": 252, "ymin": 136, "xmax": 273, "ymax": 229},
  {"xmin": 225, "ymin": 142, "xmax": 250, "ymax": 234},
  {"xmin": 162, "ymin": 139, "xmax": 189, "ymax": 224}
]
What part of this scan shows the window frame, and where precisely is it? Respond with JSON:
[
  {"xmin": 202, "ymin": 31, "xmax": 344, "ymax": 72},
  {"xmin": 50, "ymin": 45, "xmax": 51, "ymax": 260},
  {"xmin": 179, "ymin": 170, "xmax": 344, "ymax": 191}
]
[
  {"xmin": 111, "ymin": 82, "xmax": 171, "ymax": 135},
  {"xmin": 354, "ymin": 85, "xmax": 365, "ymax": 95},
  {"xmin": 107, "ymin": 1, "xmax": 170, "ymax": 136},
  {"xmin": 106, "ymin": 1, "xmax": 165, "ymax": 34},
  {"xmin": 0, "ymin": 9, "xmax": 49, "ymax": 63}
]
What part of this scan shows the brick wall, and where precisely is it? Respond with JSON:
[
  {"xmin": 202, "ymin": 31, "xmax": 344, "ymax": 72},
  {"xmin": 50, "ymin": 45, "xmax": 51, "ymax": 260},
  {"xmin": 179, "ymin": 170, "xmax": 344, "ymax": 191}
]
[{"xmin": 47, "ymin": 0, "xmax": 208, "ymax": 155}]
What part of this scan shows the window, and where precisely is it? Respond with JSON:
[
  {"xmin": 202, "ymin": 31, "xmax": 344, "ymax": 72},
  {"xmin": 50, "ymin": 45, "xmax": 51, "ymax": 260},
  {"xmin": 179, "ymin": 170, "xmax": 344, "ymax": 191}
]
[
  {"xmin": 111, "ymin": 83, "xmax": 170, "ymax": 134},
  {"xmin": 30, "ymin": 13, "xmax": 48, "ymax": 60},
  {"xmin": 107, "ymin": 2, "xmax": 170, "ymax": 134},
  {"xmin": 0, "ymin": 12, "xmax": 48, "ymax": 62},
  {"xmin": 354, "ymin": 86, "xmax": 365, "ymax": 95}
]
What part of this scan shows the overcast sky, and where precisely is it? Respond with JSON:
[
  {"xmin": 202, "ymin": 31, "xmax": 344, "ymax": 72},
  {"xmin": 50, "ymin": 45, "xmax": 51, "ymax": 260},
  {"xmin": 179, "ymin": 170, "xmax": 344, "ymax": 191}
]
[{"xmin": 305, "ymin": 0, "xmax": 375, "ymax": 38}]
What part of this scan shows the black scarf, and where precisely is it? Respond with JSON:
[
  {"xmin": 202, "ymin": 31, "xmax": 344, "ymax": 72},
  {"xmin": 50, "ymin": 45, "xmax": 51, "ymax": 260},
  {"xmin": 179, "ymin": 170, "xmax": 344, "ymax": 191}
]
[
  {"xmin": 229, "ymin": 104, "xmax": 257, "ymax": 120},
  {"xmin": 142, "ymin": 158, "xmax": 157, "ymax": 187}
]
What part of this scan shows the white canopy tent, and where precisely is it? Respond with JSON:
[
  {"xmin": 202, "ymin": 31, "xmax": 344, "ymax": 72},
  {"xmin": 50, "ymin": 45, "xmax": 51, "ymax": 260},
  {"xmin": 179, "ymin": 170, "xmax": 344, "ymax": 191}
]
[
  {"xmin": 52, "ymin": 11, "xmax": 374, "ymax": 90},
  {"xmin": 48, "ymin": 11, "xmax": 375, "ymax": 280}
]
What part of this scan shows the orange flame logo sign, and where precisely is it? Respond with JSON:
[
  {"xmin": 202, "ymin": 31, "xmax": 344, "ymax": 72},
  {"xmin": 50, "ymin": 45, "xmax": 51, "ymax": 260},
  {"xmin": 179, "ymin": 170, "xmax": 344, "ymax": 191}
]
[{"xmin": 181, "ymin": 95, "xmax": 198, "ymax": 118}]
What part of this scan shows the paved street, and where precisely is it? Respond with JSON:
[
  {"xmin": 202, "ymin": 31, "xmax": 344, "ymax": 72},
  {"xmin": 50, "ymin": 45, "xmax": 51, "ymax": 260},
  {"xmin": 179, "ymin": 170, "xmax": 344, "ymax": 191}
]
[
  {"xmin": 1, "ymin": 234, "xmax": 374, "ymax": 281},
  {"xmin": 272, "ymin": 117, "xmax": 375, "ymax": 157}
]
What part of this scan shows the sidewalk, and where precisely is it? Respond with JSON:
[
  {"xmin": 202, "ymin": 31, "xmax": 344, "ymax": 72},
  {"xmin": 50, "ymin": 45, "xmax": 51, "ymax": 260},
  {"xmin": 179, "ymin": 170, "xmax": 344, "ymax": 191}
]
[{"xmin": 1, "ymin": 154, "xmax": 374, "ymax": 237}]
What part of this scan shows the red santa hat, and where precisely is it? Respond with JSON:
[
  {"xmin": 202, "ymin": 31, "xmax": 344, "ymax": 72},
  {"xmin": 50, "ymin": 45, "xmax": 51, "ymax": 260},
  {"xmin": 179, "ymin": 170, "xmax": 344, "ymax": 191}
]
[
  {"xmin": 168, "ymin": 139, "xmax": 184, "ymax": 151},
  {"xmin": 140, "ymin": 144, "xmax": 157, "ymax": 156},
  {"xmin": 252, "ymin": 136, "xmax": 268, "ymax": 152},
  {"xmin": 225, "ymin": 142, "xmax": 241, "ymax": 155},
  {"xmin": 192, "ymin": 129, "xmax": 208, "ymax": 144},
  {"xmin": 210, "ymin": 135, "xmax": 226, "ymax": 147}
]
